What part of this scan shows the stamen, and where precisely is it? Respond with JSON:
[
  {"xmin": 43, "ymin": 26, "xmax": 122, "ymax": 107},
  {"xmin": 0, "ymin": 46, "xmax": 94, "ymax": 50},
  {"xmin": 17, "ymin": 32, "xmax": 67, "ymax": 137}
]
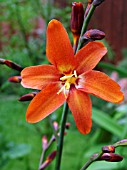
[
  {"xmin": 57, "ymin": 85, "xmax": 65, "ymax": 95},
  {"xmin": 57, "ymin": 70, "xmax": 77, "ymax": 98}
]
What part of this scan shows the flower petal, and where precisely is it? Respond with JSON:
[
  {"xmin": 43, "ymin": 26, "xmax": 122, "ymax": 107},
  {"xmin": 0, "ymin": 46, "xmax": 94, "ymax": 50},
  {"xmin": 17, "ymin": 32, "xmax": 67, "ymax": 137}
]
[
  {"xmin": 26, "ymin": 84, "xmax": 66, "ymax": 123},
  {"xmin": 21, "ymin": 65, "xmax": 61, "ymax": 90},
  {"xmin": 67, "ymin": 87, "xmax": 92, "ymax": 134},
  {"xmin": 79, "ymin": 71, "xmax": 124, "ymax": 103},
  {"xmin": 46, "ymin": 19, "xmax": 75, "ymax": 73},
  {"xmin": 75, "ymin": 42, "xmax": 107, "ymax": 74}
]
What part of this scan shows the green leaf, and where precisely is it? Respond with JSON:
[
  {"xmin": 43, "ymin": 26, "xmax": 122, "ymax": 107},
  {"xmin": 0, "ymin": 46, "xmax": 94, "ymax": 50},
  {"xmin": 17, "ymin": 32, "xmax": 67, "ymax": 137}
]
[
  {"xmin": 98, "ymin": 62, "xmax": 127, "ymax": 77},
  {"xmin": 4, "ymin": 144, "xmax": 31, "ymax": 159},
  {"xmin": 92, "ymin": 108, "xmax": 123, "ymax": 138}
]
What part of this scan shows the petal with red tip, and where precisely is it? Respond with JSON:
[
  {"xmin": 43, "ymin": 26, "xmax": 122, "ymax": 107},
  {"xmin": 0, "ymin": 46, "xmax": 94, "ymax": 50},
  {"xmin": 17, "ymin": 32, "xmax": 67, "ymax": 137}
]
[
  {"xmin": 75, "ymin": 42, "xmax": 107, "ymax": 74},
  {"xmin": 21, "ymin": 65, "xmax": 61, "ymax": 90},
  {"xmin": 46, "ymin": 19, "xmax": 75, "ymax": 73},
  {"xmin": 67, "ymin": 88, "xmax": 92, "ymax": 134},
  {"xmin": 79, "ymin": 71, "xmax": 124, "ymax": 103},
  {"xmin": 26, "ymin": 84, "xmax": 65, "ymax": 123}
]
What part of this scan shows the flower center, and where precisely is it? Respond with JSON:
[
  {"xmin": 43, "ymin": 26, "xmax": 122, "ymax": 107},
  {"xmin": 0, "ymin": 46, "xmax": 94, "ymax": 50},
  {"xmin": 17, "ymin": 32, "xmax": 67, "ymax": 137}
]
[{"xmin": 57, "ymin": 70, "xmax": 77, "ymax": 98}]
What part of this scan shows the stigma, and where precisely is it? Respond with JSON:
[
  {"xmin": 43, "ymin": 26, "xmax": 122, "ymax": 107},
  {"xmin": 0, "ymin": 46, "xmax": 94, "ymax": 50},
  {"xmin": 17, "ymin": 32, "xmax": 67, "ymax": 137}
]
[{"xmin": 57, "ymin": 70, "xmax": 78, "ymax": 98}]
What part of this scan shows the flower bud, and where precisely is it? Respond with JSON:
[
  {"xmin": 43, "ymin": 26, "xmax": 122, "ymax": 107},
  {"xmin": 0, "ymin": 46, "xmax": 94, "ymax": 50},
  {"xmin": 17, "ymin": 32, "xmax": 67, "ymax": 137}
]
[
  {"xmin": 42, "ymin": 135, "xmax": 48, "ymax": 150},
  {"xmin": 65, "ymin": 122, "xmax": 71, "ymax": 129},
  {"xmin": 4, "ymin": 60, "xmax": 23, "ymax": 71},
  {"xmin": 83, "ymin": 29, "xmax": 105, "ymax": 40},
  {"xmin": 53, "ymin": 121, "xmax": 59, "ymax": 131},
  {"xmin": 99, "ymin": 153, "xmax": 123, "ymax": 162},
  {"xmin": 93, "ymin": 0, "xmax": 105, "ymax": 6},
  {"xmin": 102, "ymin": 145, "xmax": 115, "ymax": 153},
  {"xmin": 114, "ymin": 139, "xmax": 127, "ymax": 147},
  {"xmin": 39, "ymin": 151, "xmax": 57, "ymax": 170},
  {"xmin": 71, "ymin": 2, "xmax": 84, "ymax": 36},
  {"xmin": 18, "ymin": 92, "xmax": 37, "ymax": 101},
  {"xmin": 8, "ymin": 76, "xmax": 22, "ymax": 83}
]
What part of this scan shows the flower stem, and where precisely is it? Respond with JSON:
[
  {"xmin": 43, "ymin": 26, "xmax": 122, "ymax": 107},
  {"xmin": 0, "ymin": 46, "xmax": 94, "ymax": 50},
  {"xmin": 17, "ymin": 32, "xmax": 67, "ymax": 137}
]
[
  {"xmin": 76, "ymin": 4, "xmax": 96, "ymax": 52},
  {"xmin": 80, "ymin": 152, "xmax": 103, "ymax": 170},
  {"xmin": 55, "ymin": 102, "xmax": 69, "ymax": 170}
]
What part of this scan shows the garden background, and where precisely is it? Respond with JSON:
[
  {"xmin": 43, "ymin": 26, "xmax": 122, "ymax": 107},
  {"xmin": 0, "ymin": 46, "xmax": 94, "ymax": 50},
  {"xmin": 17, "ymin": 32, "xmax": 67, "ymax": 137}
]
[{"xmin": 0, "ymin": 0, "xmax": 127, "ymax": 170}]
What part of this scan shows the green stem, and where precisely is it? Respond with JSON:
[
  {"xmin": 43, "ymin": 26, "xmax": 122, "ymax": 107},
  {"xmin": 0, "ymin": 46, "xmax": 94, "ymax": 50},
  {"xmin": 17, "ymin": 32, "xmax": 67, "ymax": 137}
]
[
  {"xmin": 80, "ymin": 152, "xmax": 103, "ymax": 170},
  {"xmin": 55, "ymin": 102, "xmax": 69, "ymax": 170},
  {"xmin": 76, "ymin": 4, "xmax": 96, "ymax": 52}
]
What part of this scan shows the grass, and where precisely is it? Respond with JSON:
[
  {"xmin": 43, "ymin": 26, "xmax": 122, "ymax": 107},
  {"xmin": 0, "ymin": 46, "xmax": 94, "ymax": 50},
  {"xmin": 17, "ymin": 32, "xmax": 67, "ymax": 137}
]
[
  {"xmin": 0, "ymin": 94, "xmax": 89, "ymax": 170},
  {"xmin": 1, "ymin": 94, "xmax": 127, "ymax": 170}
]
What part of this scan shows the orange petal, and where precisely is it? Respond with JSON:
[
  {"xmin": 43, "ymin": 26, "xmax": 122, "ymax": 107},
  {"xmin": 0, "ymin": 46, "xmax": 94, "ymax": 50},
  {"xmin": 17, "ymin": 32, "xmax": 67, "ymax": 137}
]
[
  {"xmin": 26, "ymin": 84, "xmax": 66, "ymax": 123},
  {"xmin": 75, "ymin": 42, "xmax": 107, "ymax": 74},
  {"xmin": 79, "ymin": 71, "xmax": 124, "ymax": 103},
  {"xmin": 21, "ymin": 65, "xmax": 61, "ymax": 90},
  {"xmin": 67, "ymin": 88, "xmax": 92, "ymax": 134},
  {"xmin": 46, "ymin": 19, "xmax": 75, "ymax": 74}
]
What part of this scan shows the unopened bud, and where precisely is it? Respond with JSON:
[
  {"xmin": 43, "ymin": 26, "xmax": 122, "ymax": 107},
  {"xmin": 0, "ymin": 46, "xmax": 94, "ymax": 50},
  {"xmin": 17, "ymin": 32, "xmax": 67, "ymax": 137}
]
[
  {"xmin": 93, "ymin": 0, "xmax": 105, "ymax": 6},
  {"xmin": 71, "ymin": 2, "xmax": 84, "ymax": 36},
  {"xmin": 8, "ymin": 76, "xmax": 22, "ymax": 83},
  {"xmin": 18, "ymin": 92, "xmax": 37, "ymax": 101},
  {"xmin": 114, "ymin": 139, "xmax": 127, "ymax": 148},
  {"xmin": 65, "ymin": 122, "xmax": 71, "ymax": 129},
  {"xmin": 83, "ymin": 29, "xmax": 105, "ymax": 40},
  {"xmin": 39, "ymin": 151, "xmax": 57, "ymax": 170},
  {"xmin": 4, "ymin": 60, "xmax": 23, "ymax": 71},
  {"xmin": 53, "ymin": 121, "xmax": 59, "ymax": 131},
  {"xmin": 99, "ymin": 153, "xmax": 123, "ymax": 162},
  {"xmin": 102, "ymin": 145, "xmax": 115, "ymax": 153},
  {"xmin": 42, "ymin": 135, "xmax": 48, "ymax": 150}
]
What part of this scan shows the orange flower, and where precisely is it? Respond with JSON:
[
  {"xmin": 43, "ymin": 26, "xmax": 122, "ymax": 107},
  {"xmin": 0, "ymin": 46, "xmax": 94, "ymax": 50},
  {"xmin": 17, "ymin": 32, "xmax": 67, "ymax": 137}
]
[{"xmin": 21, "ymin": 20, "xmax": 124, "ymax": 134}]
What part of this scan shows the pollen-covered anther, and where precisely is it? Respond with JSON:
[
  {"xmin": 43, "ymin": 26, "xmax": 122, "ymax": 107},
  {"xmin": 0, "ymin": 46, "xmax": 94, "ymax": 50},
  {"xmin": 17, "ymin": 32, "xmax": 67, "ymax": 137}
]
[{"xmin": 57, "ymin": 70, "xmax": 78, "ymax": 98}]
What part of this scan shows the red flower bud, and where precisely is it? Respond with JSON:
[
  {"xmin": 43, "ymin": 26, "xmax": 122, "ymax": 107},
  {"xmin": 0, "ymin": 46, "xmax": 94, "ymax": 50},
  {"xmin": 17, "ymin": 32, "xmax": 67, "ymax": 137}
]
[
  {"xmin": 99, "ymin": 153, "xmax": 123, "ymax": 162},
  {"xmin": 83, "ymin": 29, "xmax": 105, "ymax": 40},
  {"xmin": 18, "ymin": 92, "xmax": 37, "ymax": 101},
  {"xmin": 8, "ymin": 76, "xmax": 22, "ymax": 83},
  {"xmin": 65, "ymin": 122, "xmax": 71, "ymax": 129},
  {"xmin": 39, "ymin": 151, "xmax": 57, "ymax": 170},
  {"xmin": 102, "ymin": 145, "xmax": 115, "ymax": 153},
  {"xmin": 4, "ymin": 60, "xmax": 23, "ymax": 71},
  {"xmin": 71, "ymin": 2, "xmax": 84, "ymax": 35}
]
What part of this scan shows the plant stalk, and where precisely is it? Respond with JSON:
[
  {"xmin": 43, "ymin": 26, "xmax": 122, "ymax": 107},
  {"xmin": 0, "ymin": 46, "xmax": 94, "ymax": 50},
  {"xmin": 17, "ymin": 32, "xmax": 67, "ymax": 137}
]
[
  {"xmin": 76, "ymin": 4, "xmax": 96, "ymax": 52},
  {"xmin": 80, "ymin": 152, "xmax": 103, "ymax": 170},
  {"xmin": 55, "ymin": 102, "xmax": 69, "ymax": 170}
]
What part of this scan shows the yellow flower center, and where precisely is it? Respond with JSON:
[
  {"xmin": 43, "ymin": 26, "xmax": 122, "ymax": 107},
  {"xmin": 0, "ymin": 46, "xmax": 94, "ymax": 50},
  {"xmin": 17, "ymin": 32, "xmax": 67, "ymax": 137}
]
[{"xmin": 57, "ymin": 70, "xmax": 77, "ymax": 98}]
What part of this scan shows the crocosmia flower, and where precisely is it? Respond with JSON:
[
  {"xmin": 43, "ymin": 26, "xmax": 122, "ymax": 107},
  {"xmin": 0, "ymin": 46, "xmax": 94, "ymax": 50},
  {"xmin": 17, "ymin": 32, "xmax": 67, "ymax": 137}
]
[{"xmin": 21, "ymin": 19, "xmax": 124, "ymax": 134}]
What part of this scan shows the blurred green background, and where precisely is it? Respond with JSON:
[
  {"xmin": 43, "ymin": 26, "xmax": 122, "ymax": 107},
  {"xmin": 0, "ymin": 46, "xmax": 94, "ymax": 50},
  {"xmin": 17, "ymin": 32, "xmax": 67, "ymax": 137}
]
[{"xmin": 0, "ymin": 0, "xmax": 127, "ymax": 170}]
